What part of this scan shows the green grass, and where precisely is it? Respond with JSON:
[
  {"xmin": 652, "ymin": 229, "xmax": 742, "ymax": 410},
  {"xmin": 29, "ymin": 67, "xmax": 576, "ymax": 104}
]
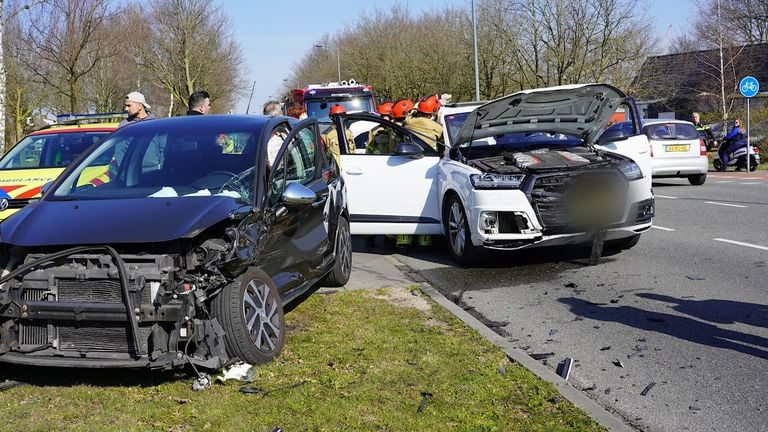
[{"xmin": 0, "ymin": 288, "xmax": 604, "ymax": 432}]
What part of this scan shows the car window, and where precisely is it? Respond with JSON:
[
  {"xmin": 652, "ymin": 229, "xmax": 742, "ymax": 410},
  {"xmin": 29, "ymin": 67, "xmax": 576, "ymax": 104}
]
[
  {"xmin": 343, "ymin": 118, "xmax": 411, "ymax": 155},
  {"xmin": 0, "ymin": 131, "xmax": 109, "ymax": 169},
  {"xmin": 268, "ymin": 124, "xmax": 317, "ymax": 206},
  {"xmin": 644, "ymin": 123, "xmax": 699, "ymax": 140}
]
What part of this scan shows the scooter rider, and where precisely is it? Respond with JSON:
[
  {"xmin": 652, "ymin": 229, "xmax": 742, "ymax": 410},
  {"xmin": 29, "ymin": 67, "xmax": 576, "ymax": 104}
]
[{"xmin": 718, "ymin": 118, "xmax": 745, "ymax": 166}]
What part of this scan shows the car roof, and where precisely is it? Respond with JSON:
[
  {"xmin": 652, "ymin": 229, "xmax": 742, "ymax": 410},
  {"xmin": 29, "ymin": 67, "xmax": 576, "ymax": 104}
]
[{"xmin": 642, "ymin": 119, "xmax": 695, "ymax": 126}]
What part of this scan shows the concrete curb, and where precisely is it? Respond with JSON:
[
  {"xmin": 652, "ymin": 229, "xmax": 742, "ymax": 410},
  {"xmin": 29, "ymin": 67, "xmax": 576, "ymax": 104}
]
[{"xmin": 418, "ymin": 282, "xmax": 634, "ymax": 432}]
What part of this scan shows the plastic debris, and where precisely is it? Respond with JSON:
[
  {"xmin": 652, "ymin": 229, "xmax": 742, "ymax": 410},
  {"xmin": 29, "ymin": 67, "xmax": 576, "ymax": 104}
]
[
  {"xmin": 600, "ymin": 346, "xmax": 612, "ymax": 351},
  {"xmin": 686, "ymin": 274, "xmax": 705, "ymax": 281},
  {"xmin": 417, "ymin": 391, "xmax": 433, "ymax": 413},
  {"xmin": 215, "ymin": 361, "xmax": 254, "ymax": 383},
  {"xmin": 640, "ymin": 382, "xmax": 656, "ymax": 396},
  {"xmin": 530, "ymin": 352, "xmax": 555, "ymax": 360},
  {"xmin": 612, "ymin": 359, "xmax": 624, "ymax": 368},
  {"xmin": 557, "ymin": 358, "xmax": 573, "ymax": 380}
]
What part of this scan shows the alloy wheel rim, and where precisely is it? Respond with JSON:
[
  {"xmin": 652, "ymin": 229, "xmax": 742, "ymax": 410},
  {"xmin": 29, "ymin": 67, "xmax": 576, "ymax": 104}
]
[
  {"xmin": 242, "ymin": 279, "xmax": 280, "ymax": 352},
  {"xmin": 338, "ymin": 222, "xmax": 351, "ymax": 277},
  {"xmin": 448, "ymin": 202, "xmax": 466, "ymax": 256}
]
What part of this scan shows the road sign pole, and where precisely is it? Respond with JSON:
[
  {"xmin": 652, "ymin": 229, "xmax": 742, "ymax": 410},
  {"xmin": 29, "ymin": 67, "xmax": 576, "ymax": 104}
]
[
  {"xmin": 747, "ymin": 97, "xmax": 750, "ymax": 173},
  {"xmin": 739, "ymin": 76, "xmax": 759, "ymax": 173}
]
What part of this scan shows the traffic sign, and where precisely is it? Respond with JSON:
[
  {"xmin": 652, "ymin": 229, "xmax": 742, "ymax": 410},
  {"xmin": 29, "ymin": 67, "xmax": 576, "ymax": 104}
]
[{"xmin": 739, "ymin": 76, "xmax": 759, "ymax": 98}]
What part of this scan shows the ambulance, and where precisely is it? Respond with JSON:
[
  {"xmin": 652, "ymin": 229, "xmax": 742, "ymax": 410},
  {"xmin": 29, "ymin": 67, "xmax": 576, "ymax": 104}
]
[{"xmin": 0, "ymin": 113, "xmax": 125, "ymax": 221}]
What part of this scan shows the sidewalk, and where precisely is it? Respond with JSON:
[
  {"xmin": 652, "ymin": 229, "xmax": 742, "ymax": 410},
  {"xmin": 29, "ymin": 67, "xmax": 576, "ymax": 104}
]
[{"xmin": 341, "ymin": 241, "xmax": 634, "ymax": 432}]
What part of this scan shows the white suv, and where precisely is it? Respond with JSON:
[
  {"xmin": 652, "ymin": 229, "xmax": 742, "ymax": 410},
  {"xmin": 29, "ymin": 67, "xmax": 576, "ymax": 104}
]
[{"xmin": 334, "ymin": 84, "xmax": 655, "ymax": 264}]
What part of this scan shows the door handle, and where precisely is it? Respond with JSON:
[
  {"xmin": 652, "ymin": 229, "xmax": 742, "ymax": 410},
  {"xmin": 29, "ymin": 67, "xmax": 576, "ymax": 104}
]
[{"xmin": 345, "ymin": 167, "xmax": 363, "ymax": 175}]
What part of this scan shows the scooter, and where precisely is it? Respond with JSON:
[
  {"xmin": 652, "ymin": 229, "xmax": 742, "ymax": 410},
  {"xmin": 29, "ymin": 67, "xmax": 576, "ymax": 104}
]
[{"xmin": 713, "ymin": 144, "xmax": 761, "ymax": 172}]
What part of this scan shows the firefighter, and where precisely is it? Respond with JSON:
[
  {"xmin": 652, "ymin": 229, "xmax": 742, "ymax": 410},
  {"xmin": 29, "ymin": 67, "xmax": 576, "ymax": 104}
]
[
  {"xmin": 323, "ymin": 104, "xmax": 355, "ymax": 157},
  {"xmin": 366, "ymin": 102, "xmax": 396, "ymax": 155},
  {"xmin": 390, "ymin": 98, "xmax": 414, "ymax": 126},
  {"xmin": 405, "ymin": 94, "xmax": 443, "ymax": 153}
]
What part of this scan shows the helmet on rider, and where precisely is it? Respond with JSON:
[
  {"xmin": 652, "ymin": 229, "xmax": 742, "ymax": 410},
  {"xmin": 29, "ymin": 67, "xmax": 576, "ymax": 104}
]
[
  {"xmin": 416, "ymin": 95, "xmax": 441, "ymax": 115},
  {"xmin": 329, "ymin": 104, "xmax": 346, "ymax": 116},
  {"xmin": 376, "ymin": 102, "xmax": 394, "ymax": 117},
  {"xmin": 391, "ymin": 99, "xmax": 414, "ymax": 120}
]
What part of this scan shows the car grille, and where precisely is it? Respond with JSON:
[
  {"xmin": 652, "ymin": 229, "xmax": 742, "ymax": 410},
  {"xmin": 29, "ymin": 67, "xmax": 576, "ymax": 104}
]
[{"xmin": 530, "ymin": 171, "xmax": 628, "ymax": 234}]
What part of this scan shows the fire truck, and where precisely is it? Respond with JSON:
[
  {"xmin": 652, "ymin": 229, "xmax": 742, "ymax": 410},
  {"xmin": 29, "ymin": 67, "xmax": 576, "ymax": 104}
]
[{"xmin": 291, "ymin": 80, "xmax": 376, "ymax": 122}]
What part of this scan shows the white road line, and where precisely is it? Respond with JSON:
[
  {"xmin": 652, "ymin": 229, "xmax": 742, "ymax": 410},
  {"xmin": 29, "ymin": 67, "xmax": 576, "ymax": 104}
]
[
  {"xmin": 714, "ymin": 181, "xmax": 734, "ymax": 184},
  {"xmin": 714, "ymin": 238, "xmax": 768, "ymax": 251},
  {"xmin": 654, "ymin": 195, "xmax": 679, "ymax": 199},
  {"xmin": 740, "ymin": 182, "xmax": 762, "ymax": 185},
  {"xmin": 705, "ymin": 201, "xmax": 747, "ymax": 208},
  {"xmin": 651, "ymin": 225, "xmax": 675, "ymax": 231}
]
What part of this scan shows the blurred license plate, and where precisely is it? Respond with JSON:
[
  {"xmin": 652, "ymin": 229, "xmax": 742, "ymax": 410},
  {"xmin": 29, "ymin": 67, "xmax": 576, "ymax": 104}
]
[{"xmin": 665, "ymin": 145, "xmax": 689, "ymax": 152}]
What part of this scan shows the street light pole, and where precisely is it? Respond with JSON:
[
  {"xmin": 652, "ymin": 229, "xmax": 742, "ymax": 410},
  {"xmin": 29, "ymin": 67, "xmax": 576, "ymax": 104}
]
[
  {"xmin": 471, "ymin": 0, "xmax": 480, "ymax": 102},
  {"xmin": 315, "ymin": 44, "xmax": 341, "ymax": 83}
]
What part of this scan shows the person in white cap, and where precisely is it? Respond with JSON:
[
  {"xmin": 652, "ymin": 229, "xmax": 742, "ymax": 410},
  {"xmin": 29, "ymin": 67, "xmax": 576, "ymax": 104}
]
[{"xmin": 119, "ymin": 91, "xmax": 155, "ymax": 128}]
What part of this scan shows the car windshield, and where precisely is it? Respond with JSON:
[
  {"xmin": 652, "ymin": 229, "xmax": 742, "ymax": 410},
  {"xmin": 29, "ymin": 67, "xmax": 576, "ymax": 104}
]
[
  {"xmin": 50, "ymin": 124, "xmax": 261, "ymax": 203},
  {"xmin": 0, "ymin": 131, "xmax": 110, "ymax": 169},
  {"xmin": 444, "ymin": 112, "xmax": 471, "ymax": 145},
  {"xmin": 306, "ymin": 97, "xmax": 374, "ymax": 122},
  {"xmin": 644, "ymin": 123, "xmax": 699, "ymax": 140}
]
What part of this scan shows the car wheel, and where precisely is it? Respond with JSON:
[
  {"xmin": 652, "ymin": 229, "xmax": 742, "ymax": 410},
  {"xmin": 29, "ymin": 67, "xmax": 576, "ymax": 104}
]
[
  {"xmin": 212, "ymin": 267, "xmax": 285, "ymax": 364},
  {"xmin": 320, "ymin": 216, "xmax": 352, "ymax": 287},
  {"xmin": 688, "ymin": 174, "xmax": 706, "ymax": 185},
  {"xmin": 444, "ymin": 195, "xmax": 484, "ymax": 265},
  {"xmin": 607, "ymin": 234, "xmax": 640, "ymax": 250},
  {"xmin": 713, "ymin": 159, "xmax": 725, "ymax": 172}
]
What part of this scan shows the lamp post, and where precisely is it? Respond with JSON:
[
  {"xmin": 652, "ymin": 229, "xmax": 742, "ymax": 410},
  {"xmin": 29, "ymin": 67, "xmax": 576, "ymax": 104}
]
[
  {"xmin": 314, "ymin": 44, "xmax": 341, "ymax": 82},
  {"xmin": 471, "ymin": 0, "xmax": 480, "ymax": 102}
]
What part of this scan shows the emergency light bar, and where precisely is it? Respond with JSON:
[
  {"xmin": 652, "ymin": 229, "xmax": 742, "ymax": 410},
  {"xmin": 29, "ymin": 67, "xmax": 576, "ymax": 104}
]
[{"xmin": 55, "ymin": 112, "xmax": 128, "ymax": 125}]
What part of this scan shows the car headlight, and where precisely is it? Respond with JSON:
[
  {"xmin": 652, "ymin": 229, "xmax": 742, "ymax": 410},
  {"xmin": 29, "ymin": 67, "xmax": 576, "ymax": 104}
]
[
  {"xmin": 616, "ymin": 162, "xmax": 643, "ymax": 180},
  {"xmin": 469, "ymin": 173, "xmax": 526, "ymax": 189}
]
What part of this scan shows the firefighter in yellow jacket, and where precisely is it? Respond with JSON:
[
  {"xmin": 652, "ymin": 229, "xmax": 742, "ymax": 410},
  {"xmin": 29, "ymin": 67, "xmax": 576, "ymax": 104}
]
[
  {"xmin": 323, "ymin": 104, "xmax": 356, "ymax": 157},
  {"xmin": 405, "ymin": 94, "xmax": 443, "ymax": 153},
  {"xmin": 366, "ymin": 102, "xmax": 396, "ymax": 155}
]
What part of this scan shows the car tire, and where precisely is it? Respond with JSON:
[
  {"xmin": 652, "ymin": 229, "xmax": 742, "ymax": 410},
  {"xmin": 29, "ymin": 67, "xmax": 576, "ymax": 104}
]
[
  {"xmin": 608, "ymin": 234, "xmax": 640, "ymax": 250},
  {"xmin": 444, "ymin": 195, "xmax": 484, "ymax": 265},
  {"xmin": 688, "ymin": 174, "xmax": 706, "ymax": 185},
  {"xmin": 212, "ymin": 267, "xmax": 285, "ymax": 364},
  {"xmin": 713, "ymin": 160, "xmax": 725, "ymax": 172},
  {"xmin": 320, "ymin": 216, "xmax": 352, "ymax": 287}
]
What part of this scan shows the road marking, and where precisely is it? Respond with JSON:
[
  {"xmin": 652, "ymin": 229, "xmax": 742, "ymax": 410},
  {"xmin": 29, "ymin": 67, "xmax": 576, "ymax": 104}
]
[
  {"xmin": 651, "ymin": 225, "xmax": 675, "ymax": 231},
  {"xmin": 714, "ymin": 181, "xmax": 734, "ymax": 184},
  {"xmin": 705, "ymin": 201, "xmax": 747, "ymax": 208},
  {"xmin": 654, "ymin": 195, "xmax": 678, "ymax": 199},
  {"xmin": 740, "ymin": 182, "xmax": 761, "ymax": 185},
  {"xmin": 714, "ymin": 238, "xmax": 768, "ymax": 251}
]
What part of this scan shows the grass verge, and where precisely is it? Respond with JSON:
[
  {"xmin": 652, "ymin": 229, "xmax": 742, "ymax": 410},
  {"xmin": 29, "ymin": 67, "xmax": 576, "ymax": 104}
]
[{"xmin": 0, "ymin": 287, "xmax": 604, "ymax": 432}]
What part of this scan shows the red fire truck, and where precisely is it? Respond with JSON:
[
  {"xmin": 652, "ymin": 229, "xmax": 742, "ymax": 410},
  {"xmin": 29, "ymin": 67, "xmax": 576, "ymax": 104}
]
[{"xmin": 291, "ymin": 80, "xmax": 376, "ymax": 122}]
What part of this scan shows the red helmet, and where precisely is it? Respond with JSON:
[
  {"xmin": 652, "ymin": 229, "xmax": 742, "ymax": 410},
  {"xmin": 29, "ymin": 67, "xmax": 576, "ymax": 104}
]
[
  {"xmin": 376, "ymin": 102, "xmax": 394, "ymax": 117},
  {"xmin": 329, "ymin": 104, "xmax": 346, "ymax": 116},
  {"xmin": 416, "ymin": 95, "xmax": 441, "ymax": 114},
  {"xmin": 391, "ymin": 99, "xmax": 414, "ymax": 119}
]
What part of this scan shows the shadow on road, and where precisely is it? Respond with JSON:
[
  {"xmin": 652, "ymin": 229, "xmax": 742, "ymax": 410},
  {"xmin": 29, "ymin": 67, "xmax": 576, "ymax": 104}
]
[
  {"xmin": 638, "ymin": 293, "xmax": 768, "ymax": 329},
  {"xmin": 558, "ymin": 296, "xmax": 768, "ymax": 360}
]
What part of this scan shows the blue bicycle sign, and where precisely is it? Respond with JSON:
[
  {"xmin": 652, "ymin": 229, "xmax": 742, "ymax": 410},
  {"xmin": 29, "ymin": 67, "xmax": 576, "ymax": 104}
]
[{"xmin": 740, "ymin": 76, "xmax": 759, "ymax": 97}]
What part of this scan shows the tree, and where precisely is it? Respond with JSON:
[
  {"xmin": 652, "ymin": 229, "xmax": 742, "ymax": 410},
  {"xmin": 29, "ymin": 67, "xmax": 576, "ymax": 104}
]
[
  {"xmin": 139, "ymin": 0, "xmax": 244, "ymax": 115},
  {"xmin": 17, "ymin": 0, "xmax": 119, "ymax": 113}
]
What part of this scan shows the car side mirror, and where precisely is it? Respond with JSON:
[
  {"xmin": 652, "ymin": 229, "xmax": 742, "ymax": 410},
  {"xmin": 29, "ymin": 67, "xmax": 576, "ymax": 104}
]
[
  {"xmin": 394, "ymin": 142, "xmax": 424, "ymax": 159},
  {"xmin": 281, "ymin": 182, "xmax": 315, "ymax": 206},
  {"xmin": 40, "ymin": 181, "xmax": 53, "ymax": 195},
  {"xmin": 597, "ymin": 128, "xmax": 629, "ymax": 146}
]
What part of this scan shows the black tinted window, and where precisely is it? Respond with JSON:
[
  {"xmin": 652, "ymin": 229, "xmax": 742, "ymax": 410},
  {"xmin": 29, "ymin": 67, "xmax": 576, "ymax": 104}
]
[{"xmin": 644, "ymin": 123, "xmax": 699, "ymax": 140}]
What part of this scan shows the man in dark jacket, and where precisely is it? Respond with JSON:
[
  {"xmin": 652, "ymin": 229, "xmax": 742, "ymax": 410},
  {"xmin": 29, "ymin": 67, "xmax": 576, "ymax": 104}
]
[
  {"xmin": 118, "ymin": 92, "xmax": 155, "ymax": 128},
  {"xmin": 187, "ymin": 91, "xmax": 211, "ymax": 115}
]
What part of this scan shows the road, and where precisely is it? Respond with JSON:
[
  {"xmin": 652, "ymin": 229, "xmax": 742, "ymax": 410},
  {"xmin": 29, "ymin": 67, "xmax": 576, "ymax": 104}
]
[{"xmin": 360, "ymin": 171, "xmax": 768, "ymax": 432}]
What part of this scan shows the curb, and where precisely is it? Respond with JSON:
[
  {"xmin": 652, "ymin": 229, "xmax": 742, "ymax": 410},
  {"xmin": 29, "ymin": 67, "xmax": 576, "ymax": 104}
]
[{"xmin": 418, "ymin": 282, "xmax": 634, "ymax": 432}]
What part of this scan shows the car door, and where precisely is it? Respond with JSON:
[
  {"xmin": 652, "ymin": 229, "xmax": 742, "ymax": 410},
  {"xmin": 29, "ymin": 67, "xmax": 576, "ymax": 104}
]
[
  {"xmin": 264, "ymin": 119, "xmax": 330, "ymax": 293},
  {"xmin": 336, "ymin": 114, "xmax": 442, "ymax": 236},
  {"xmin": 595, "ymin": 104, "xmax": 652, "ymax": 177}
]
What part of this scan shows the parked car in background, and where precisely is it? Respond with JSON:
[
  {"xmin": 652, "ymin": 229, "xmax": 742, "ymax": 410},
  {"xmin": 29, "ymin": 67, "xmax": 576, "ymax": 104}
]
[
  {"xmin": 0, "ymin": 115, "xmax": 351, "ymax": 370},
  {"xmin": 333, "ymin": 84, "xmax": 654, "ymax": 264},
  {"xmin": 642, "ymin": 119, "xmax": 708, "ymax": 185},
  {"xmin": 0, "ymin": 113, "xmax": 125, "ymax": 221}
]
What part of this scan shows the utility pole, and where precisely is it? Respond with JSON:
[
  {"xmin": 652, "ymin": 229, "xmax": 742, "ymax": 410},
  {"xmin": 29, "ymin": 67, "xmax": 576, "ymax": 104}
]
[
  {"xmin": 245, "ymin": 80, "xmax": 256, "ymax": 114},
  {"xmin": 471, "ymin": 0, "xmax": 480, "ymax": 102}
]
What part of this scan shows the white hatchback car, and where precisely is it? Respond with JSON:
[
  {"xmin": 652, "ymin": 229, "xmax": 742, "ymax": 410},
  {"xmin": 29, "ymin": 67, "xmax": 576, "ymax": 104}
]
[
  {"xmin": 642, "ymin": 119, "xmax": 708, "ymax": 185},
  {"xmin": 333, "ymin": 84, "xmax": 655, "ymax": 264}
]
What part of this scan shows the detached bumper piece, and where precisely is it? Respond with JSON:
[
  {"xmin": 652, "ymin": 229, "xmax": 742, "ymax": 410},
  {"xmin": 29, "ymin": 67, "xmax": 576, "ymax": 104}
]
[{"xmin": 0, "ymin": 246, "xmax": 228, "ymax": 369}]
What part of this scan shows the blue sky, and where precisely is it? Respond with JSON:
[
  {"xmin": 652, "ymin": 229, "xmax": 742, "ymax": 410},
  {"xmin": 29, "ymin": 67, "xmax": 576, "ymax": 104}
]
[{"xmin": 224, "ymin": 0, "xmax": 694, "ymax": 114}]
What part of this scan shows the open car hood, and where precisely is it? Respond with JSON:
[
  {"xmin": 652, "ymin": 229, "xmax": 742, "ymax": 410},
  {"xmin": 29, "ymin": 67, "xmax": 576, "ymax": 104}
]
[{"xmin": 452, "ymin": 84, "xmax": 626, "ymax": 148}]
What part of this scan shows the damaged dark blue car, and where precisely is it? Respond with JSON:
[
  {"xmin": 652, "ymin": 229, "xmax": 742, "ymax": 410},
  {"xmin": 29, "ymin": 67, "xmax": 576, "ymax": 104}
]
[{"xmin": 0, "ymin": 115, "xmax": 351, "ymax": 370}]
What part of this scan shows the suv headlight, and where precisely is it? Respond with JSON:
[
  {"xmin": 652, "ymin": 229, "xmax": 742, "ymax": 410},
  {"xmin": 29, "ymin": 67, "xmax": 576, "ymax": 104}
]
[
  {"xmin": 469, "ymin": 173, "xmax": 526, "ymax": 189},
  {"xmin": 616, "ymin": 162, "xmax": 643, "ymax": 180}
]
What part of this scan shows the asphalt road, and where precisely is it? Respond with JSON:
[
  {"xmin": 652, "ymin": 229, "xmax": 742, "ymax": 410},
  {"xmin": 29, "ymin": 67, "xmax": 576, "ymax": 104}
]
[{"xmin": 360, "ymin": 171, "xmax": 768, "ymax": 432}]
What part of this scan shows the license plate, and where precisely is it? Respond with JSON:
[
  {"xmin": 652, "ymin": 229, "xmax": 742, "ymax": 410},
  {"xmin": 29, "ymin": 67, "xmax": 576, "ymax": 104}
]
[{"xmin": 665, "ymin": 144, "xmax": 689, "ymax": 152}]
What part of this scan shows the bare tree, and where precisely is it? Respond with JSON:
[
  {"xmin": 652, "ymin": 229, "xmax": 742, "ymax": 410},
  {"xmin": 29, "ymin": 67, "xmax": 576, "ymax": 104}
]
[{"xmin": 139, "ymin": 0, "xmax": 244, "ymax": 115}]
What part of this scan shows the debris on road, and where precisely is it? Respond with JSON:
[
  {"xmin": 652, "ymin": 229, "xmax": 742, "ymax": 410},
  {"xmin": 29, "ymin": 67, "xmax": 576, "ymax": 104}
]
[
  {"xmin": 640, "ymin": 382, "xmax": 656, "ymax": 396},
  {"xmin": 530, "ymin": 352, "xmax": 556, "ymax": 360},
  {"xmin": 600, "ymin": 346, "xmax": 612, "ymax": 351},
  {"xmin": 686, "ymin": 274, "xmax": 705, "ymax": 281},
  {"xmin": 612, "ymin": 359, "xmax": 625, "ymax": 368},
  {"xmin": 215, "ymin": 361, "xmax": 254, "ymax": 383},
  {"xmin": 564, "ymin": 282, "xmax": 578, "ymax": 288},
  {"xmin": 557, "ymin": 357, "xmax": 573, "ymax": 380}
]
